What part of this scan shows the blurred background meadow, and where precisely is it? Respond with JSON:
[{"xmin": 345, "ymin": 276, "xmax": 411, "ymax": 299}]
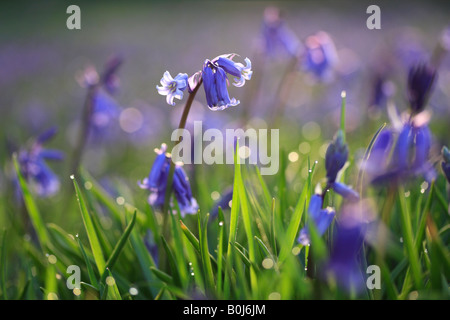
[{"xmin": 0, "ymin": 0, "xmax": 449, "ymax": 300}]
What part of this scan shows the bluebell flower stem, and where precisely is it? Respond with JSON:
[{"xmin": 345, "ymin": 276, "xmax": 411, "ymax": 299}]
[
  {"xmin": 270, "ymin": 56, "xmax": 298, "ymax": 127},
  {"xmin": 161, "ymin": 79, "xmax": 203, "ymax": 237},
  {"xmin": 70, "ymin": 84, "xmax": 98, "ymax": 176}
]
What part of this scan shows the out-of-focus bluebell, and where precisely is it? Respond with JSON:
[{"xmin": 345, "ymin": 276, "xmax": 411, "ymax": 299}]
[
  {"xmin": 407, "ymin": 62, "xmax": 437, "ymax": 114},
  {"xmin": 372, "ymin": 120, "xmax": 436, "ymax": 184},
  {"xmin": 301, "ymin": 31, "xmax": 338, "ymax": 81},
  {"xmin": 139, "ymin": 144, "xmax": 198, "ymax": 216},
  {"xmin": 76, "ymin": 56, "xmax": 124, "ymax": 143},
  {"xmin": 16, "ymin": 127, "xmax": 64, "ymax": 197},
  {"xmin": 364, "ymin": 128, "xmax": 393, "ymax": 177},
  {"xmin": 144, "ymin": 230, "xmax": 159, "ymax": 268},
  {"xmin": 368, "ymin": 74, "xmax": 396, "ymax": 112},
  {"xmin": 90, "ymin": 89, "xmax": 121, "ymax": 140},
  {"xmin": 441, "ymin": 146, "xmax": 450, "ymax": 183},
  {"xmin": 325, "ymin": 201, "xmax": 371, "ymax": 294},
  {"xmin": 156, "ymin": 71, "xmax": 189, "ymax": 106},
  {"xmin": 259, "ymin": 6, "xmax": 300, "ymax": 58},
  {"xmin": 210, "ymin": 187, "xmax": 233, "ymax": 219},
  {"xmin": 325, "ymin": 130, "xmax": 359, "ymax": 201},
  {"xmin": 297, "ymin": 194, "xmax": 335, "ymax": 246}
]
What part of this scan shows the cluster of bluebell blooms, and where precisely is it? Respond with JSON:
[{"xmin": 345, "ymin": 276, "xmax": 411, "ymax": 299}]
[
  {"xmin": 156, "ymin": 54, "xmax": 252, "ymax": 110},
  {"xmin": 141, "ymin": 54, "xmax": 252, "ymax": 215},
  {"xmin": 370, "ymin": 61, "xmax": 438, "ymax": 185},
  {"xmin": 260, "ymin": 7, "xmax": 337, "ymax": 82},
  {"xmin": 138, "ymin": 144, "xmax": 198, "ymax": 216},
  {"xmin": 16, "ymin": 127, "xmax": 64, "ymax": 198},
  {"xmin": 298, "ymin": 129, "xmax": 359, "ymax": 246}
]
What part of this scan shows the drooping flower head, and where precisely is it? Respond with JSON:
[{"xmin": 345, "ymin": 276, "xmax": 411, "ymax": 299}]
[
  {"xmin": 200, "ymin": 54, "xmax": 252, "ymax": 110},
  {"xmin": 260, "ymin": 6, "xmax": 300, "ymax": 58},
  {"xmin": 156, "ymin": 54, "xmax": 252, "ymax": 111},
  {"xmin": 407, "ymin": 62, "xmax": 437, "ymax": 114},
  {"xmin": 372, "ymin": 119, "xmax": 436, "ymax": 185},
  {"xmin": 325, "ymin": 130, "xmax": 348, "ymax": 183},
  {"xmin": 302, "ymin": 31, "xmax": 338, "ymax": 81},
  {"xmin": 442, "ymin": 146, "xmax": 450, "ymax": 183},
  {"xmin": 325, "ymin": 130, "xmax": 359, "ymax": 201},
  {"xmin": 139, "ymin": 143, "xmax": 198, "ymax": 216},
  {"xmin": 156, "ymin": 71, "xmax": 189, "ymax": 106},
  {"xmin": 16, "ymin": 127, "xmax": 64, "ymax": 197},
  {"xmin": 297, "ymin": 194, "xmax": 335, "ymax": 246}
]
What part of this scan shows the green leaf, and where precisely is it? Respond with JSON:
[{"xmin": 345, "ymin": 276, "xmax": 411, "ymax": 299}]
[
  {"xmin": 150, "ymin": 267, "xmax": 173, "ymax": 284},
  {"xmin": 76, "ymin": 236, "xmax": 99, "ymax": 289},
  {"xmin": 1, "ymin": 230, "xmax": 7, "ymax": 300},
  {"xmin": 279, "ymin": 162, "xmax": 314, "ymax": 262},
  {"xmin": 198, "ymin": 213, "xmax": 215, "ymax": 294},
  {"xmin": 71, "ymin": 175, "xmax": 106, "ymax": 276},
  {"xmin": 13, "ymin": 154, "xmax": 49, "ymax": 248},
  {"xmin": 161, "ymin": 236, "xmax": 182, "ymax": 287}
]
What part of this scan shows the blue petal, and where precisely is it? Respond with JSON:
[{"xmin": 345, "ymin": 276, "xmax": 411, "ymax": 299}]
[
  {"xmin": 392, "ymin": 123, "xmax": 413, "ymax": 170},
  {"xmin": 332, "ymin": 182, "xmax": 360, "ymax": 202},
  {"xmin": 216, "ymin": 57, "xmax": 241, "ymax": 77},
  {"xmin": 202, "ymin": 65, "xmax": 218, "ymax": 108},
  {"xmin": 413, "ymin": 125, "xmax": 431, "ymax": 168}
]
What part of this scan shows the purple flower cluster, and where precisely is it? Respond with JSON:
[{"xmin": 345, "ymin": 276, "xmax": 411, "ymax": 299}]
[
  {"xmin": 17, "ymin": 127, "xmax": 64, "ymax": 197},
  {"xmin": 138, "ymin": 144, "xmax": 198, "ymax": 216}
]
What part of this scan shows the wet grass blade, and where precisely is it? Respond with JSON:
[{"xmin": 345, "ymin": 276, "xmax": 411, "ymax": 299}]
[
  {"xmin": 398, "ymin": 185, "xmax": 422, "ymax": 290},
  {"xmin": 279, "ymin": 162, "xmax": 314, "ymax": 263},
  {"xmin": 199, "ymin": 213, "xmax": 215, "ymax": 294},
  {"xmin": 71, "ymin": 175, "xmax": 106, "ymax": 276},
  {"xmin": 76, "ymin": 235, "xmax": 99, "ymax": 289}
]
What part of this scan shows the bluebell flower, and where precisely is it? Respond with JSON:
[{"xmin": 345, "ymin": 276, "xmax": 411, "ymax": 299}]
[
  {"xmin": 101, "ymin": 55, "xmax": 123, "ymax": 95},
  {"xmin": 201, "ymin": 56, "xmax": 249, "ymax": 111},
  {"xmin": 260, "ymin": 6, "xmax": 300, "ymax": 58},
  {"xmin": 16, "ymin": 127, "xmax": 64, "ymax": 197},
  {"xmin": 90, "ymin": 88, "xmax": 121, "ymax": 139},
  {"xmin": 326, "ymin": 203, "xmax": 369, "ymax": 294},
  {"xmin": 156, "ymin": 71, "xmax": 189, "ymax": 106},
  {"xmin": 442, "ymin": 146, "xmax": 450, "ymax": 183},
  {"xmin": 139, "ymin": 144, "xmax": 198, "ymax": 216},
  {"xmin": 325, "ymin": 130, "xmax": 348, "ymax": 183},
  {"xmin": 210, "ymin": 187, "xmax": 233, "ymax": 219},
  {"xmin": 325, "ymin": 130, "xmax": 359, "ymax": 201},
  {"xmin": 372, "ymin": 122, "xmax": 436, "ymax": 185},
  {"xmin": 407, "ymin": 62, "xmax": 437, "ymax": 114},
  {"xmin": 297, "ymin": 195, "xmax": 336, "ymax": 245},
  {"xmin": 302, "ymin": 31, "xmax": 338, "ymax": 81}
]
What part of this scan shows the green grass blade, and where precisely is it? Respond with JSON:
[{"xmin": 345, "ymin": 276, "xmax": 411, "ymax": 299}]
[
  {"xmin": 13, "ymin": 154, "xmax": 49, "ymax": 248},
  {"xmin": 398, "ymin": 185, "xmax": 422, "ymax": 290},
  {"xmin": 104, "ymin": 210, "xmax": 136, "ymax": 272},
  {"xmin": 1, "ymin": 231, "xmax": 7, "ymax": 300},
  {"xmin": 76, "ymin": 235, "xmax": 99, "ymax": 290},
  {"xmin": 161, "ymin": 236, "xmax": 182, "ymax": 287},
  {"xmin": 150, "ymin": 267, "xmax": 173, "ymax": 284},
  {"xmin": 71, "ymin": 175, "xmax": 106, "ymax": 275},
  {"xmin": 198, "ymin": 213, "xmax": 215, "ymax": 294}
]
